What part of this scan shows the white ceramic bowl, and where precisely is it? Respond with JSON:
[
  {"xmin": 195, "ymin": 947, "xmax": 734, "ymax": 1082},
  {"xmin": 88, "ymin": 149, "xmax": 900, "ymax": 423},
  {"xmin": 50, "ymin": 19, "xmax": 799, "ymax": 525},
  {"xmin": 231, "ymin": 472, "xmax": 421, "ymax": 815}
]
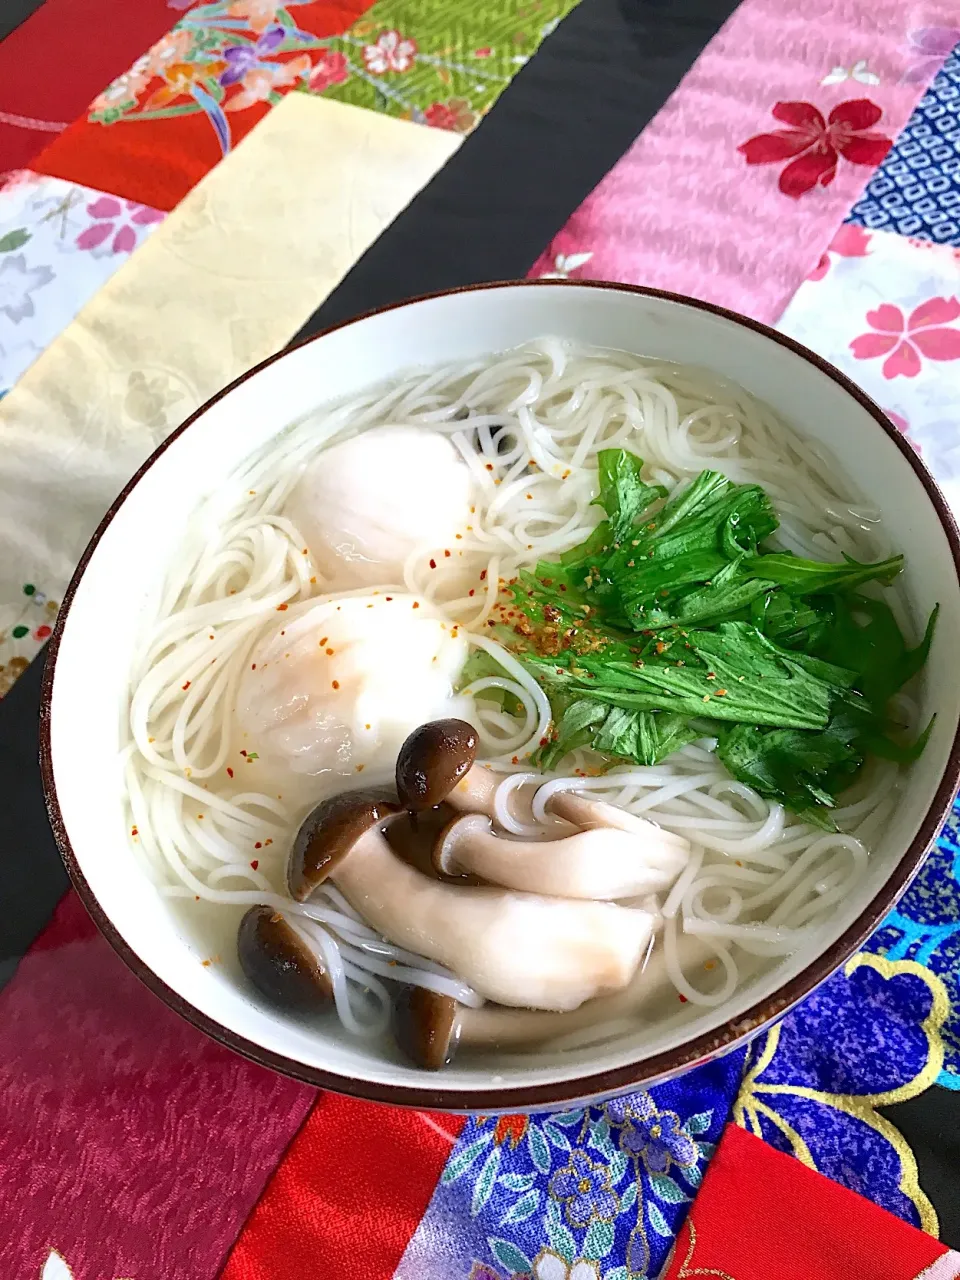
[{"xmin": 41, "ymin": 281, "xmax": 960, "ymax": 1111}]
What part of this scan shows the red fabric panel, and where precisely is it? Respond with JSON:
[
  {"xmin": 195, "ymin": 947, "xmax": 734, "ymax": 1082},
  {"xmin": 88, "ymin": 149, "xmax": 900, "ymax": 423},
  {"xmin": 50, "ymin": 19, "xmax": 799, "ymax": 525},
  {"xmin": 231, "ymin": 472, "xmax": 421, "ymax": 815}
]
[
  {"xmin": 221, "ymin": 1095, "xmax": 466, "ymax": 1280},
  {"xmin": 663, "ymin": 1124, "xmax": 955, "ymax": 1280},
  {"xmin": 0, "ymin": 0, "xmax": 179, "ymax": 176},
  {"xmin": 31, "ymin": 0, "xmax": 376, "ymax": 211},
  {"xmin": 0, "ymin": 890, "xmax": 315, "ymax": 1279}
]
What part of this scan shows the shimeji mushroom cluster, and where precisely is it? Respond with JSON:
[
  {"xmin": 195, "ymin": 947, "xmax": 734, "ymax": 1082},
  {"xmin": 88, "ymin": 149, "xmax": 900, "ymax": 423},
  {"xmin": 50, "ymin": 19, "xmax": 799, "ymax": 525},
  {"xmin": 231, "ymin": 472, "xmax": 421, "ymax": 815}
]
[{"xmin": 238, "ymin": 719, "xmax": 693, "ymax": 1069}]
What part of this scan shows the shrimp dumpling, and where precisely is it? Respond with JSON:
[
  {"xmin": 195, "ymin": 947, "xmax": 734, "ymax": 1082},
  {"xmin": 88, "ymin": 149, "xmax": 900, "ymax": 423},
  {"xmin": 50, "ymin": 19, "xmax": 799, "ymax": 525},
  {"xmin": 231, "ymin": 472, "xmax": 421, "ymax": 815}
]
[
  {"xmin": 286, "ymin": 425, "xmax": 474, "ymax": 589},
  {"xmin": 234, "ymin": 593, "xmax": 470, "ymax": 799}
]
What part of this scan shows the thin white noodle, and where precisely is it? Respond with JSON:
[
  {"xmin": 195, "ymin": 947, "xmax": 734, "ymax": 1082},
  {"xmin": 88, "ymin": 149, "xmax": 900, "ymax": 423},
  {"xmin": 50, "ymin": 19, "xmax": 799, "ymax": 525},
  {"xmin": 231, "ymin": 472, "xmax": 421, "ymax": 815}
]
[{"xmin": 124, "ymin": 338, "xmax": 906, "ymax": 1050}]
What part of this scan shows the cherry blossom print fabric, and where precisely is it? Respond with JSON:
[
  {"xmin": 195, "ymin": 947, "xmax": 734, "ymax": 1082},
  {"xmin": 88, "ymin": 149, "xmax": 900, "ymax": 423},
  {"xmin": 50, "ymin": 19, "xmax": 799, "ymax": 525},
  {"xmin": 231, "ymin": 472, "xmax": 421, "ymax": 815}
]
[
  {"xmin": 778, "ymin": 224, "xmax": 960, "ymax": 508},
  {"xmin": 0, "ymin": 170, "xmax": 164, "ymax": 397},
  {"xmin": 529, "ymin": 0, "xmax": 956, "ymax": 324}
]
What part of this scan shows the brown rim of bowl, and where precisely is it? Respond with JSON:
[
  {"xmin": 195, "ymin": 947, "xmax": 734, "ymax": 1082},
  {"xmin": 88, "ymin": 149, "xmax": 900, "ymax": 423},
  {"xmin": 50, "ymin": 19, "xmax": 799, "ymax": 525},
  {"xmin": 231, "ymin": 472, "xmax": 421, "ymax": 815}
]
[{"xmin": 39, "ymin": 279, "xmax": 960, "ymax": 1111}]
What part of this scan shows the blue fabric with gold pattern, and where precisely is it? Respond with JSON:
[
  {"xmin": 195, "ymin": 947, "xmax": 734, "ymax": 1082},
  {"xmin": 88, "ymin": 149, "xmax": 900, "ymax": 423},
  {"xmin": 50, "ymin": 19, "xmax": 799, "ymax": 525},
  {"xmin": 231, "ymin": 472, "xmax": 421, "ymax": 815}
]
[{"xmin": 398, "ymin": 801, "xmax": 959, "ymax": 1277}]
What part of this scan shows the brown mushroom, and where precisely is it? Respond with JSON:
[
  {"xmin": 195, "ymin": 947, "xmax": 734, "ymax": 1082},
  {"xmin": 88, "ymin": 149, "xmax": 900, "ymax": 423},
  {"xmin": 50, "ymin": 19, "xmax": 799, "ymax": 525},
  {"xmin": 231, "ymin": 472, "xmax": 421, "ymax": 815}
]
[
  {"xmin": 395, "ymin": 718, "xmax": 478, "ymax": 812},
  {"xmin": 433, "ymin": 810, "xmax": 689, "ymax": 899},
  {"xmin": 288, "ymin": 788, "xmax": 657, "ymax": 1011},
  {"xmin": 394, "ymin": 985, "xmax": 462, "ymax": 1069},
  {"xmin": 392, "ymin": 933, "xmax": 716, "ymax": 1068},
  {"xmin": 237, "ymin": 904, "xmax": 333, "ymax": 1012},
  {"xmin": 287, "ymin": 788, "xmax": 401, "ymax": 902}
]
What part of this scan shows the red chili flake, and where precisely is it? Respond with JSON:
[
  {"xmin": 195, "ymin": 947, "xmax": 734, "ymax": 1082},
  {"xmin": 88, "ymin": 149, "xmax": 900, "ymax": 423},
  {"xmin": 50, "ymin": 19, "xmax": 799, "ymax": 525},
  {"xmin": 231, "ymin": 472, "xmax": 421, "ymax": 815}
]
[
  {"xmin": 486, "ymin": 619, "xmax": 496, "ymax": 627},
  {"xmin": 35, "ymin": 624, "xmax": 53, "ymax": 640},
  {"xmin": 455, "ymin": 533, "xmax": 463, "ymax": 540},
  {"xmin": 716, "ymin": 688, "xmax": 728, "ymax": 696},
  {"xmin": 429, "ymin": 558, "xmax": 437, "ymax": 569},
  {"xmin": 332, "ymin": 680, "xmax": 340, "ymax": 689},
  {"xmin": 182, "ymin": 681, "xmax": 191, "ymax": 690},
  {"xmin": 525, "ymin": 493, "xmax": 533, "ymax": 500},
  {"xmin": 240, "ymin": 750, "xmax": 248, "ymax": 757},
  {"xmin": 325, "ymin": 647, "xmax": 334, "ymax": 656},
  {"xmin": 444, "ymin": 549, "xmax": 451, "ymax": 558},
  {"xmin": 251, "ymin": 663, "xmax": 257, "ymax": 670},
  {"xmin": 485, "ymin": 463, "xmax": 494, "ymax": 471},
  {"xmin": 655, "ymin": 642, "xmax": 667, "ymax": 655},
  {"xmin": 385, "ymin": 596, "xmax": 393, "ymax": 602},
  {"xmin": 254, "ymin": 842, "xmax": 262, "ymax": 849},
  {"xmin": 678, "ymin": 993, "xmax": 688, "ymax": 1003},
  {"xmin": 480, "ymin": 569, "xmax": 487, "ymax": 581},
  {"xmin": 226, "ymin": 767, "xmax": 234, "ymax": 778},
  {"xmin": 559, "ymin": 584, "xmax": 567, "ymax": 592},
  {"xmin": 131, "ymin": 825, "xmax": 138, "ymax": 837},
  {"xmin": 265, "ymin": 839, "xmax": 273, "ymax": 846},
  {"xmin": 250, "ymin": 859, "xmax": 259, "ymax": 870},
  {"xmin": 706, "ymin": 672, "xmax": 716, "ymax": 680},
  {"xmin": 276, "ymin": 603, "xmax": 288, "ymax": 611},
  {"xmin": 195, "ymin": 895, "xmax": 200, "ymax": 901},
  {"xmin": 302, "ymin": 548, "xmax": 308, "ymax": 555},
  {"xmin": 319, "ymin": 637, "xmax": 328, "ymax": 646},
  {"xmin": 511, "ymin": 755, "xmax": 520, "ymax": 765},
  {"xmin": 468, "ymin": 589, "xmax": 475, "ymax": 597},
  {"xmin": 539, "ymin": 737, "xmax": 549, "ymax": 746},
  {"xmin": 412, "ymin": 602, "xmax": 420, "ymax": 609}
]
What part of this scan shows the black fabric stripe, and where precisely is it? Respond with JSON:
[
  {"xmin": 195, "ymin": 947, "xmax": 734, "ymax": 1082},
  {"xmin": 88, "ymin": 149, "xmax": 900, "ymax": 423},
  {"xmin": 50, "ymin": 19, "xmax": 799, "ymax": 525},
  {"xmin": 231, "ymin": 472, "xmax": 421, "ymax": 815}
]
[
  {"xmin": 0, "ymin": 651, "xmax": 68, "ymax": 988},
  {"xmin": 0, "ymin": 0, "xmax": 46, "ymax": 42},
  {"xmin": 296, "ymin": 0, "xmax": 742, "ymax": 337},
  {"xmin": 879, "ymin": 1090, "xmax": 960, "ymax": 1248},
  {"xmin": 0, "ymin": 0, "xmax": 738, "ymax": 985}
]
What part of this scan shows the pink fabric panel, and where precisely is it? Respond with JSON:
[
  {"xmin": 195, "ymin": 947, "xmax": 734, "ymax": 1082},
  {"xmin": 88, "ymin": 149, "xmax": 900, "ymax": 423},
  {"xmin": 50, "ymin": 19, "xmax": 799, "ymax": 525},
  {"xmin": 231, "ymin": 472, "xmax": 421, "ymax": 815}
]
[
  {"xmin": 0, "ymin": 891, "xmax": 315, "ymax": 1280},
  {"xmin": 530, "ymin": 1, "xmax": 952, "ymax": 322}
]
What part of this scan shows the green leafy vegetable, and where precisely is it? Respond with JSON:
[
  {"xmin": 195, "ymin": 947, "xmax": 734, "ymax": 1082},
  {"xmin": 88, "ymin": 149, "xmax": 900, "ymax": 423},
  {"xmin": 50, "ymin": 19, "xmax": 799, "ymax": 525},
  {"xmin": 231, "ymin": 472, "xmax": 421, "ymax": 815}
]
[
  {"xmin": 498, "ymin": 448, "xmax": 936, "ymax": 822},
  {"xmin": 593, "ymin": 448, "xmax": 665, "ymax": 543}
]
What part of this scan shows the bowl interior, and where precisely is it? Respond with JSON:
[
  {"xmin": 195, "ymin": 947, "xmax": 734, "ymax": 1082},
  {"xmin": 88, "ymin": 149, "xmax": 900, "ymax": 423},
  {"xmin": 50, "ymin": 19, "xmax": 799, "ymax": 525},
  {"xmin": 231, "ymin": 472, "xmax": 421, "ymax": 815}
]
[{"xmin": 45, "ymin": 282, "xmax": 960, "ymax": 1107}]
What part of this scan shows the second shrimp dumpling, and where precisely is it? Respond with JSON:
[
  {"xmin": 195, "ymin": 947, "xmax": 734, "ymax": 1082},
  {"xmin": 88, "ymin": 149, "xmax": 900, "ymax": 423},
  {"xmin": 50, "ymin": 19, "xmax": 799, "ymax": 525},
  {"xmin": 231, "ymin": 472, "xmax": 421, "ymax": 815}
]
[{"xmin": 234, "ymin": 593, "xmax": 471, "ymax": 798}]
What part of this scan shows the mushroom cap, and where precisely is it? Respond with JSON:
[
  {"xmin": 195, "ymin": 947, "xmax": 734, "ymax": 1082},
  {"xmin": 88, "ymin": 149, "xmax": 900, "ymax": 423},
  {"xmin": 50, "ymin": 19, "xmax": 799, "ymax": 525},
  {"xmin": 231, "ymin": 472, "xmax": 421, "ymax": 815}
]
[
  {"xmin": 393, "ymin": 985, "xmax": 462, "ymax": 1069},
  {"xmin": 237, "ymin": 905, "xmax": 333, "ymax": 1012},
  {"xmin": 288, "ymin": 788, "xmax": 401, "ymax": 902},
  {"xmin": 433, "ymin": 811, "xmax": 493, "ymax": 877},
  {"xmin": 396, "ymin": 718, "xmax": 478, "ymax": 812}
]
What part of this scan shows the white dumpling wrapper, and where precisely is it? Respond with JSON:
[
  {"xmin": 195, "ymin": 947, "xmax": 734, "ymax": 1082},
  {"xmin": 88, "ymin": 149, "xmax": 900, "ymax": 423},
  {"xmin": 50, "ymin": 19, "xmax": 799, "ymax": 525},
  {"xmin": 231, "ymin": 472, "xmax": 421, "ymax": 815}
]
[
  {"xmin": 234, "ymin": 592, "xmax": 470, "ymax": 800},
  {"xmin": 285, "ymin": 425, "xmax": 474, "ymax": 589}
]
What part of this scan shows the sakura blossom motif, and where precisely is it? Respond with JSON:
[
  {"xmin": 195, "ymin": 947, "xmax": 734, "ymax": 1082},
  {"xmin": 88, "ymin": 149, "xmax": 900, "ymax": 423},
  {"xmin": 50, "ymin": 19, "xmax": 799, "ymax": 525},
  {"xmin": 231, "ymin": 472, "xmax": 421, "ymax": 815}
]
[
  {"xmin": 362, "ymin": 29, "xmax": 418, "ymax": 75},
  {"xmin": 902, "ymin": 27, "xmax": 960, "ymax": 86},
  {"xmin": 807, "ymin": 222, "xmax": 871, "ymax": 281},
  {"xmin": 538, "ymin": 251, "xmax": 593, "ymax": 279},
  {"xmin": 850, "ymin": 297, "xmax": 960, "ymax": 379},
  {"xmin": 821, "ymin": 59, "xmax": 880, "ymax": 86},
  {"xmin": 0, "ymin": 254, "xmax": 53, "ymax": 322},
  {"xmin": 423, "ymin": 98, "xmax": 477, "ymax": 132},
  {"xmin": 40, "ymin": 1249, "xmax": 133, "ymax": 1280},
  {"xmin": 76, "ymin": 197, "xmax": 164, "ymax": 255},
  {"xmin": 738, "ymin": 99, "xmax": 893, "ymax": 199},
  {"xmin": 308, "ymin": 49, "xmax": 349, "ymax": 92}
]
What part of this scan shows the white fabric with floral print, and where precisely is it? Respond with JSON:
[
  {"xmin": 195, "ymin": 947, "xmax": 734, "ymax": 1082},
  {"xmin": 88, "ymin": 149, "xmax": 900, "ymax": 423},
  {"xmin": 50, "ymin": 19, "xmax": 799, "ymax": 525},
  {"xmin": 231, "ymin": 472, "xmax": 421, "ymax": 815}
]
[
  {"xmin": 777, "ymin": 224, "xmax": 960, "ymax": 511},
  {"xmin": 0, "ymin": 170, "xmax": 164, "ymax": 396}
]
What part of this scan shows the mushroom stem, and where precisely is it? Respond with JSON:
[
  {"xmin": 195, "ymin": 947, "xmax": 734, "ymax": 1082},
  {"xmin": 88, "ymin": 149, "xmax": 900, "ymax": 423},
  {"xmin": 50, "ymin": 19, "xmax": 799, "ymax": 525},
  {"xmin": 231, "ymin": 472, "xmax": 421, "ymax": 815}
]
[
  {"xmin": 434, "ymin": 812, "xmax": 689, "ymax": 899},
  {"xmin": 330, "ymin": 827, "xmax": 657, "ymax": 1011},
  {"xmin": 393, "ymin": 934, "xmax": 717, "ymax": 1067}
]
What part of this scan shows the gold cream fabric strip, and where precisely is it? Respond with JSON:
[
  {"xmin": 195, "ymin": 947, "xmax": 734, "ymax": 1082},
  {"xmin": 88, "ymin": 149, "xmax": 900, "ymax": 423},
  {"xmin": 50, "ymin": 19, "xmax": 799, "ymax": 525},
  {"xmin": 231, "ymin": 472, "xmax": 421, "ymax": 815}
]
[{"xmin": 0, "ymin": 93, "xmax": 460, "ymax": 693}]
